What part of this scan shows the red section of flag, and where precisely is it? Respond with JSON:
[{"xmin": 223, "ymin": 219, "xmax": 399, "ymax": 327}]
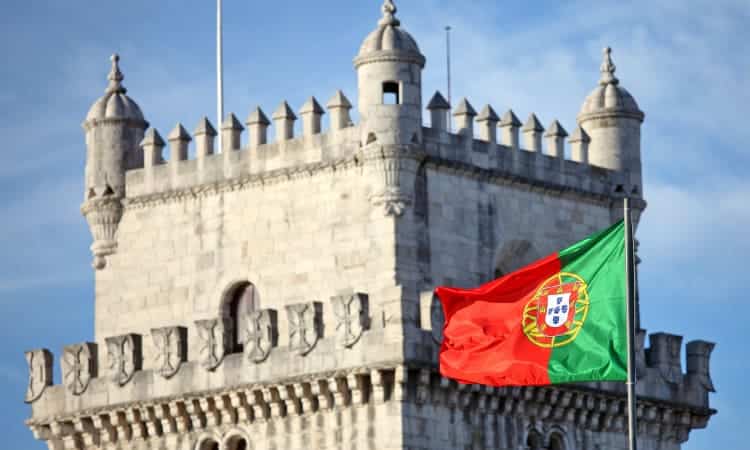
[{"xmin": 436, "ymin": 253, "xmax": 562, "ymax": 386}]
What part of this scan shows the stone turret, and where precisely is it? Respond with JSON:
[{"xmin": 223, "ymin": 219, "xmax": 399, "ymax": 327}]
[
  {"xmin": 354, "ymin": 0, "xmax": 425, "ymax": 146},
  {"xmin": 578, "ymin": 47, "xmax": 645, "ymax": 196},
  {"xmin": 81, "ymin": 54, "xmax": 148, "ymax": 269}
]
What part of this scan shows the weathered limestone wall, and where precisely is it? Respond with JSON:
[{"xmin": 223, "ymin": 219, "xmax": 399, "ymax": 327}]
[
  {"xmin": 96, "ymin": 159, "xmax": 402, "ymax": 371},
  {"xmin": 418, "ymin": 167, "xmax": 613, "ymax": 289}
]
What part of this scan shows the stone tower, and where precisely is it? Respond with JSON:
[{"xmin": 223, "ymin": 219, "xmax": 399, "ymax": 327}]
[
  {"xmin": 577, "ymin": 47, "xmax": 645, "ymax": 197},
  {"xmin": 355, "ymin": 0, "xmax": 425, "ymax": 146},
  {"xmin": 24, "ymin": 2, "xmax": 714, "ymax": 450}
]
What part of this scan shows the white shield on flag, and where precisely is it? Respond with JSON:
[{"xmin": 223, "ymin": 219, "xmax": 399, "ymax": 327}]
[{"xmin": 545, "ymin": 293, "xmax": 572, "ymax": 328}]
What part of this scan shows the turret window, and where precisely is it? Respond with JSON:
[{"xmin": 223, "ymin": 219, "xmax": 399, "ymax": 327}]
[{"xmin": 383, "ymin": 81, "xmax": 400, "ymax": 104}]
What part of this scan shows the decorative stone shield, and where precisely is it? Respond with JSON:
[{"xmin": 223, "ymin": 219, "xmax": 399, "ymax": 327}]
[
  {"xmin": 105, "ymin": 334, "xmax": 142, "ymax": 386},
  {"xmin": 151, "ymin": 326, "xmax": 187, "ymax": 379},
  {"xmin": 24, "ymin": 349, "xmax": 53, "ymax": 403},
  {"xmin": 61, "ymin": 343, "xmax": 98, "ymax": 395},
  {"xmin": 195, "ymin": 318, "xmax": 230, "ymax": 370},
  {"xmin": 331, "ymin": 293, "xmax": 369, "ymax": 347},
  {"xmin": 286, "ymin": 302, "xmax": 322, "ymax": 355},
  {"xmin": 244, "ymin": 309, "xmax": 278, "ymax": 363}
]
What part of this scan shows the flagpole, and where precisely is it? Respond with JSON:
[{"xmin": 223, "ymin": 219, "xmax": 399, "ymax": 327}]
[
  {"xmin": 217, "ymin": 0, "xmax": 225, "ymax": 154},
  {"xmin": 624, "ymin": 197, "xmax": 638, "ymax": 450}
]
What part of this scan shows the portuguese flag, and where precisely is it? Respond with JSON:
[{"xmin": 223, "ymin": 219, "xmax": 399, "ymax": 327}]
[{"xmin": 436, "ymin": 220, "xmax": 627, "ymax": 386}]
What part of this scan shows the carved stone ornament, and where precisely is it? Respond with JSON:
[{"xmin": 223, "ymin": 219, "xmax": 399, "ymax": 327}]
[
  {"xmin": 286, "ymin": 302, "xmax": 323, "ymax": 355},
  {"xmin": 151, "ymin": 326, "xmax": 187, "ymax": 379},
  {"xmin": 244, "ymin": 309, "xmax": 278, "ymax": 363},
  {"xmin": 105, "ymin": 334, "xmax": 142, "ymax": 386},
  {"xmin": 61, "ymin": 342, "xmax": 98, "ymax": 395},
  {"xmin": 80, "ymin": 196, "xmax": 123, "ymax": 270},
  {"xmin": 430, "ymin": 295, "xmax": 445, "ymax": 344},
  {"xmin": 24, "ymin": 349, "xmax": 53, "ymax": 403},
  {"xmin": 369, "ymin": 155, "xmax": 411, "ymax": 217},
  {"xmin": 195, "ymin": 318, "xmax": 230, "ymax": 370},
  {"xmin": 331, "ymin": 293, "xmax": 369, "ymax": 347}
]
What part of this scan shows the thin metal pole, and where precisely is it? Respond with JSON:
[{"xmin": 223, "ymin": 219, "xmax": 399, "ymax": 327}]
[
  {"xmin": 445, "ymin": 25, "xmax": 452, "ymax": 131},
  {"xmin": 217, "ymin": 0, "xmax": 225, "ymax": 153},
  {"xmin": 624, "ymin": 197, "xmax": 638, "ymax": 450}
]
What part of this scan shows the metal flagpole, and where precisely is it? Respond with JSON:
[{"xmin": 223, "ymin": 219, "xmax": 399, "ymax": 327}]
[
  {"xmin": 217, "ymin": 0, "xmax": 225, "ymax": 154},
  {"xmin": 624, "ymin": 197, "xmax": 638, "ymax": 450},
  {"xmin": 445, "ymin": 25, "xmax": 452, "ymax": 131}
]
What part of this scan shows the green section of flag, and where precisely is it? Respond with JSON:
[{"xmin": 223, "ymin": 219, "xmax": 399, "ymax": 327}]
[{"xmin": 548, "ymin": 220, "xmax": 628, "ymax": 383}]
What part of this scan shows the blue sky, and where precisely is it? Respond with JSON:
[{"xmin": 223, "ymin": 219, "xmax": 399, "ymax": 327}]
[{"xmin": 0, "ymin": 1, "xmax": 746, "ymax": 448}]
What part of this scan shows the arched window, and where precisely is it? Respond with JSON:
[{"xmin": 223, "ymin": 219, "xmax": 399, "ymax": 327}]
[
  {"xmin": 226, "ymin": 435, "xmax": 249, "ymax": 450},
  {"xmin": 224, "ymin": 282, "xmax": 258, "ymax": 353},
  {"xmin": 549, "ymin": 433, "xmax": 566, "ymax": 450},
  {"xmin": 526, "ymin": 430, "xmax": 543, "ymax": 450},
  {"xmin": 198, "ymin": 438, "xmax": 220, "ymax": 450},
  {"xmin": 383, "ymin": 81, "xmax": 400, "ymax": 104}
]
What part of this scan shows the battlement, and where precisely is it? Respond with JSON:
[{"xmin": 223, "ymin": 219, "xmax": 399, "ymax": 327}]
[
  {"xmin": 24, "ymin": 294, "xmax": 714, "ymax": 447},
  {"xmin": 124, "ymin": 92, "xmax": 627, "ymax": 205}
]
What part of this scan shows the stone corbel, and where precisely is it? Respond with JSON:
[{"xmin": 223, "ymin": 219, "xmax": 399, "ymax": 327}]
[
  {"xmin": 369, "ymin": 153, "xmax": 411, "ymax": 217},
  {"xmin": 24, "ymin": 348, "xmax": 53, "ymax": 403},
  {"xmin": 80, "ymin": 196, "xmax": 123, "ymax": 270},
  {"xmin": 62, "ymin": 342, "xmax": 98, "ymax": 395}
]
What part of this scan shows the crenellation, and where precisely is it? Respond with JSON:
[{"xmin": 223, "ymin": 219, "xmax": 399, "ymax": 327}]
[
  {"xmin": 193, "ymin": 117, "xmax": 217, "ymax": 159},
  {"xmin": 167, "ymin": 123, "xmax": 191, "ymax": 164},
  {"xmin": 326, "ymin": 90, "xmax": 353, "ymax": 133},
  {"xmin": 544, "ymin": 119, "xmax": 568, "ymax": 158},
  {"xmin": 220, "ymin": 113, "xmax": 244, "ymax": 153},
  {"xmin": 426, "ymin": 91, "xmax": 451, "ymax": 132},
  {"xmin": 569, "ymin": 124, "xmax": 591, "ymax": 164},
  {"xmin": 452, "ymin": 97, "xmax": 477, "ymax": 140},
  {"xmin": 522, "ymin": 113, "xmax": 544, "ymax": 152},
  {"xmin": 140, "ymin": 128, "xmax": 165, "ymax": 169},
  {"xmin": 272, "ymin": 100, "xmax": 297, "ymax": 142},
  {"xmin": 476, "ymin": 104, "xmax": 500, "ymax": 145},
  {"xmin": 300, "ymin": 96, "xmax": 325, "ymax": 136},
  {"xmin": 245, "ymin": 106, "xmax": 270, "ymax": 149}
]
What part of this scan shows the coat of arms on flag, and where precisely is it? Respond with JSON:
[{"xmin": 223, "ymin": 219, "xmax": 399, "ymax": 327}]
[{"xmin": 523, "ymin": 272, "xmax": 590, "ymax": 348}]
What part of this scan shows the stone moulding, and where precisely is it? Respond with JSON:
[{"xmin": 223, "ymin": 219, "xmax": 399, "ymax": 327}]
[
  {"xmin": 243, "ymin": 309, "xmax": 278, "ymax": 364},
  {"xmin": 151, "ymin": 326, "xmax": 187, "ymax": 379},
  {"xmin": 105, "ymin": 334, "xmax": 142, "ymax": 386},
  {"xmin": 24, "ymin": 348, "xmax": 53, "ymax": 403},
  {"xmin": 25, "ymin": 364, "xmax": 714, "ymax": 449},
  {"xmin": 331, "ymin": 293, "xmax": 369, "ymax": 347},
  {"xmin": 286, "ymin": 302, "xmax": 323, "ymax": 355},
  {"xmin": 195, "ymin": 318, "xmax": 231, "ymax": 371},
  {"xmin": 61, "ymin": 343, "xmax": 98, "ymax": 396}
]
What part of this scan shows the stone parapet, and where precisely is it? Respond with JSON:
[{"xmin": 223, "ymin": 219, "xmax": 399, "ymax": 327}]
[{"xmin": 26, "ymin": 362, "xmax": 713, "ymax": 450}]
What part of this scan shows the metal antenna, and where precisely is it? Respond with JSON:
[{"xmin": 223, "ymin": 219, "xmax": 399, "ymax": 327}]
[
  {"xmin": 217, "ymin": 0, "xmax": 225, "ymax": 153},
  {"xmin": 445, "ymin": 25, "xmax": 452, "ymax": 131}
]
